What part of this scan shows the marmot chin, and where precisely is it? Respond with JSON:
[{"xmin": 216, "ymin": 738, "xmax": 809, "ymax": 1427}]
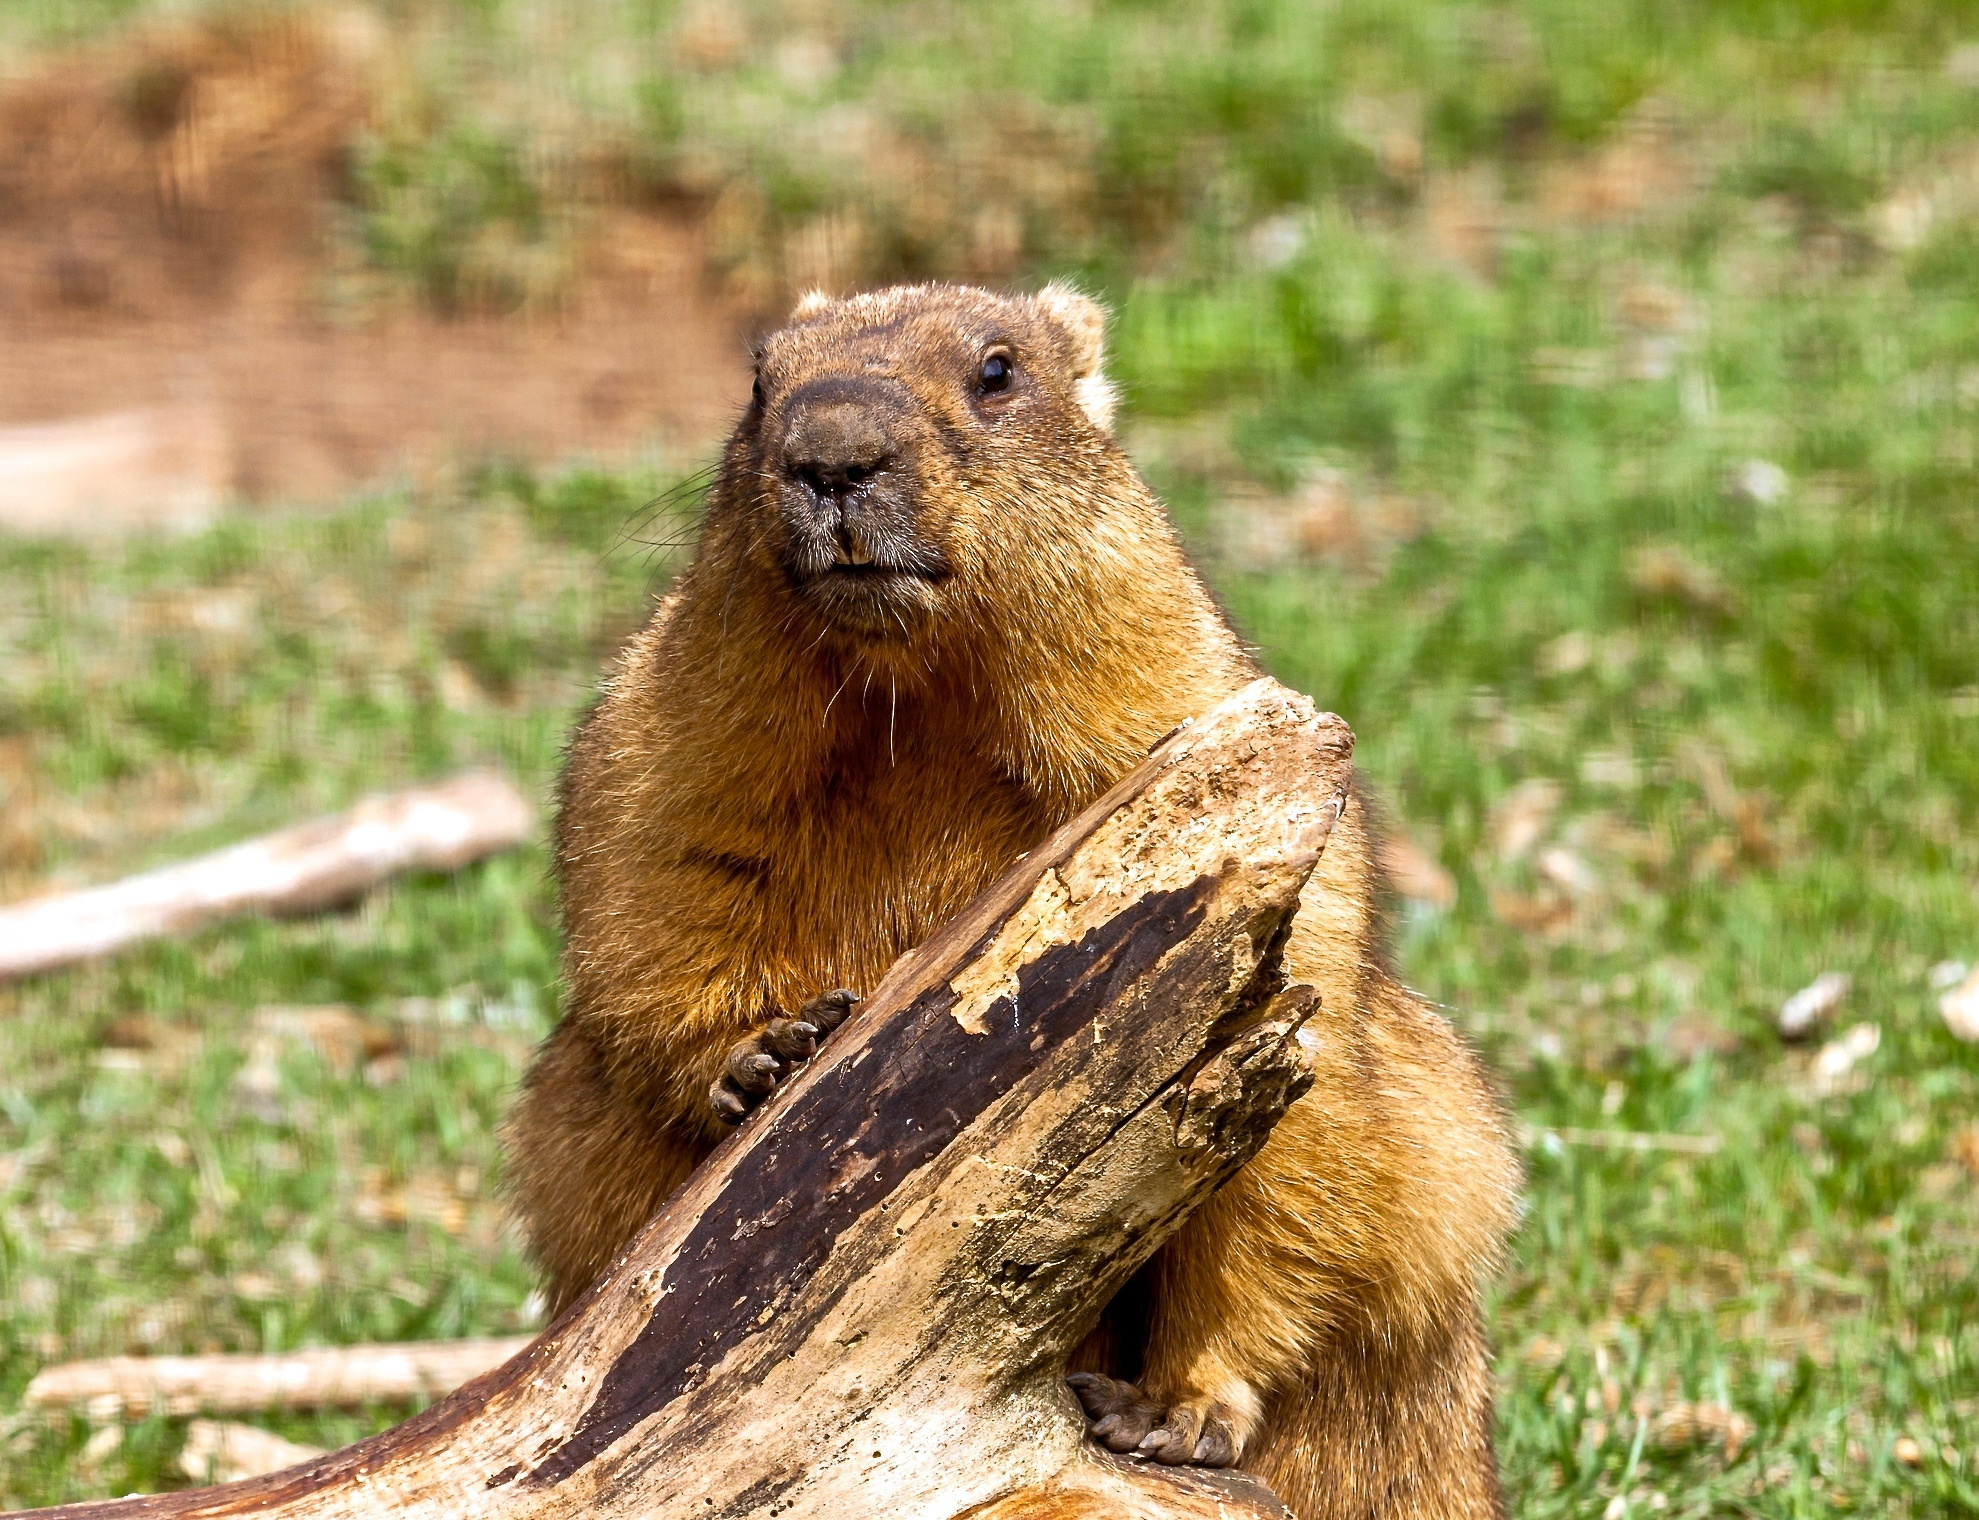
[{"xmin": 504, "ymin": 282, "xmax": 1519, "ymax": 1519}]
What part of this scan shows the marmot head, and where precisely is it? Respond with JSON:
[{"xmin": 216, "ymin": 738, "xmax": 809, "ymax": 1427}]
[{"xmin": 708, "ymin": 282, "xmax": 1136, "ymax": 647}]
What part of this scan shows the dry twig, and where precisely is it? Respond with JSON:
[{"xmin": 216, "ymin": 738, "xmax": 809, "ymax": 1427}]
[
  {"xmin": 0, "ymin": 773, "xmax": 534, "ymax": 981},
  {"xmin": 25, "ymin": 1340, "xmax": 534, "ymax": 1423}
]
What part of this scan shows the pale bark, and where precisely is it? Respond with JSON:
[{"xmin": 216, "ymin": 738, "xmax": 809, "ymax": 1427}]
[
  {"xmin": 0, "ymin": 772, "xmax": 535, "ymax": 981},
  {"xmin": 32, "ymin": 679, "xmax": 1353, "ymax": 1520}
]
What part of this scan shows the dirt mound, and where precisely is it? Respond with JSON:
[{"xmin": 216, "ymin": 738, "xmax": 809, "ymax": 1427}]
[
  {"xmin": 0, "ymin": 12, "xmax": 747, "ymax": 515},
  {"xmin": 0, "ymin": 10, "xmax": 369, "ymax": 311}
]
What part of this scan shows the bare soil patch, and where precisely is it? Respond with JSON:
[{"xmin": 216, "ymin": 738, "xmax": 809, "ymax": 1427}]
[{"xmin": 0, "ymin": 13, "xmax": 748, "ymax": 514}]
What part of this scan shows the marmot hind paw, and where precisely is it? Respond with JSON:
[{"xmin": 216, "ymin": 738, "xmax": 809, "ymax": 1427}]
[
  {"xmin": 709, "ymin": 989, "xmax": 861, "ymax": 1124},
  {"xmin": 1066, "ymin": 1372, "xmax": 1239, "ymax": 1467}
]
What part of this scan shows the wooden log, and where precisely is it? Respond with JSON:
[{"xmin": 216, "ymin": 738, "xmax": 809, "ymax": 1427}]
[
  {"xmin": 32, "ymin": 678, "xmax": 1353, "ymax": 1520},
  {"xmin": 0, "ymin": 407, "xmax": 228, "ymax": 538},
  {"xmin": 0, "ymin": 772, "xmax": 535, "ymax": 982},
  {"xmin": 180, "ymin": 1426, "xmax": 331, "ymax": 1486},
  {"xmin": 24, "ymin": 1341, "xmax": 535, "ymax": 1423}
]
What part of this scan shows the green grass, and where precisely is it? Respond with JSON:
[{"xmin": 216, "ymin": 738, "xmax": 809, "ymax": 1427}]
[{"xmin": 4, "ymin": 0, "xmax": 1979, "ymax": 1513}]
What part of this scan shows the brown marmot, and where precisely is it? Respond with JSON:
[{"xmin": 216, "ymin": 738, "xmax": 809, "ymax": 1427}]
[{"xmin": 504, "ymin": 282, "xmax": 1520, "ymax": 1519}]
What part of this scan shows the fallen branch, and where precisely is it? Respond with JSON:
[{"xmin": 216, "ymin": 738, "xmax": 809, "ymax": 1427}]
[
  {"xmin": 34, "ymin": 678, "xmax": 1352, "ymax": 1520},
  {"xmin": 180, "ymin": 1425, "xmax": 330, "ymax": 1486},
  {"xmin": 24, "ymin": 1340, "xmax": 534, "ymax": 1423},
  {"xmin": 0, "ymin": 772, "xmax": 535, "ymax": 982},
  {"xmin": 0, "ymin": 407, "xmax": 227, "ymax": 538},
  {"xmin": 1543, "ymin": 1124, "xmax": 1717, "ymax": 1155}
]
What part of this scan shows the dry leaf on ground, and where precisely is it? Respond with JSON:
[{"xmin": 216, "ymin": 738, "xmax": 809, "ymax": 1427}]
[
  {"xmin": 1950, "ymin": 1123, "xmax": 1979, "ymax": 1177},
  {"xmin": 1379, "ymin": 833, "xmax": 1457, "ymax": 910},
  {"xmin": 1536, "ymin": 846, "xmax": 1599, "ymax": 898},
  {"xmin": 1491, "ymin": 889, "xmax": 1573, "ymax": 935},
  {"xmin": 1676, "ymin": 741, "xmax": 1778, "ymax": 863},
  {"xmin": 1538, "ymin": 106, "xmax": 1698, "ymax": 228},
  {"xmin": 1215, "ymin": 469, "xmax": 1421, "ymax": 572},
  {"xmin": 1811, "ymin": 1023, "xmax": 1880, "ymax": 1097},
  {"xmin": 1629, "ymin": 545, "xmax": 1737, "ymax": 617},
  {"xmin": 1651, "ymin": 1400, "xmax": 1755, "ymax": 1461},
  {"xmin": 1940, "ymin": 966, "xmax": 1979, "ymax": 1041},
  {"xmin": 1424, "ymin": 167, "xmax": 1505, "ymax": 277},
  {"xmin": 1490, "ymin": 778, "xmax": 1562, "ymax": 862},
  {"xmin": 1540, "ymin": 630, "xmax": 1593, "ymax": 676},
  {"xmin": 1664, "ymin": 1015, "xmax": 1741, "ymax": 1062},
  {"xmin": 352, "ymin": 1165, "xmax": 479, "ymax": 1237},
  {"xmin": 250, "ymin": 1005, "xmax": 403, "ymax": 1077}
]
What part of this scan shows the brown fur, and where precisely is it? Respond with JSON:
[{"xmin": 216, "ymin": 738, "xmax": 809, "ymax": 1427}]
[{"xmin": 503, "ymin": 282, "xmax": 1520, "ymax": 1517}]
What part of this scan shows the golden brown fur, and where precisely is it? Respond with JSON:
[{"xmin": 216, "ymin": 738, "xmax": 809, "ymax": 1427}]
[{"xmin": 504, "ymin": 282, "xmax": 1520, "ymax": 1518}]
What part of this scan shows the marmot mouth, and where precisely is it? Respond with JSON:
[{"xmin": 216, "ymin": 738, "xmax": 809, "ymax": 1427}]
[
  {"xmin": 822, "ymin": 561, "xmax": 936, "ymax": 580},
  {"xmin": 794, "ymin": 557, "xmax": 950, "ymax": 636},
  {"xmin": 778, "ymin": 533, "xmax": 952, "ymax": 603}
]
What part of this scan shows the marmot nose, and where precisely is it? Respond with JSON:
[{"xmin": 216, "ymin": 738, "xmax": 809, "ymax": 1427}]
[
  {"xmin": 792, "ymin": 452, "xmax": 889, "ymax": 501},
  {"xmin": 779, "ymin": 383, "xmax": 902, "ymax": 503}
]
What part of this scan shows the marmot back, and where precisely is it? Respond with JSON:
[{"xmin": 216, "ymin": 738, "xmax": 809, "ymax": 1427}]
[{"xmin": 506, "ymin": 283, "xmax": 1518, "ymax": 1520}]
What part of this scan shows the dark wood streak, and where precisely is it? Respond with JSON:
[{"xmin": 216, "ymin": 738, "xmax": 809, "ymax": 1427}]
[{"xmin": 526, "ymin": 877, "xmax": 1215, "ymax": 1485}]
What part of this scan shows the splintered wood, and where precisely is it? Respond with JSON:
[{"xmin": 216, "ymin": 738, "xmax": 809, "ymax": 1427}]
[
  {"xmin": 30, "ymin": 680, "xmax": 1353, "ymax": 1520},
  {"xmin": 0, "ymin": 772, "xmax": 534, "ymax": 981}
]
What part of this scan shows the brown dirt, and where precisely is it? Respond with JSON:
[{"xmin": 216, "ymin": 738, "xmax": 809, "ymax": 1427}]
[{"xmin": 0, "ymin": 12, "xmax": 749, "ymax": 511}]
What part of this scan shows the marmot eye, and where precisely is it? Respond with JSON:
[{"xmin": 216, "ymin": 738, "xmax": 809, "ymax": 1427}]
[
  {"xmin": 751, "ymin": 375, "xmax": 766, "ymax": 409},
  {"xmin": 977, "ymin": 352, "xmax": 1014, "ymax": 395}
]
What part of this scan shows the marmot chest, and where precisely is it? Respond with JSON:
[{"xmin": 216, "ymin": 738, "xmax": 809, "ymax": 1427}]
[{"xmin": 742, "ymin": 741, "xmax": 1059, "ymax": 994}]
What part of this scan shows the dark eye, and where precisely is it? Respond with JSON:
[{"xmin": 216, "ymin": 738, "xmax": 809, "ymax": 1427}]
[
  {"xmin": 977, "ymin": 352, "xmax": 1014, "ymax": 395},
  {"xmin": 751, "ymin": 375, "xmax": 766, "ymax": 409}
]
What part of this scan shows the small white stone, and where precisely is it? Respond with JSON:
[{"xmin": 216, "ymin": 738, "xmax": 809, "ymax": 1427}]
[
  {"xmin": 1811, "ymin": 1022, "xmax": 1880, "ymax": 1094},
  {"xmin": 1778, "ymin": 971, "xmax": 1851, "ymax": 1040},
  {"xmin": 1730, "ymin": 458, "xmax": 1789, "ymax": 506},
  {"xmin": 1928, "ymin": 959, "xmax": 1969, "ymax": 991},
  {"xmin": 1941, "ymin": 967, "xmax": 1979, "ymax": 1042}
]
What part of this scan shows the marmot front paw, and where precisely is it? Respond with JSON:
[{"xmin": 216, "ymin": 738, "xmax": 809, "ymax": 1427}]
[
  {"xmin": 709, "ymin": 988, "xmax": 860, "ymax": 1124},
  {"xmin": 1067, "ymin": 1372, "xmax": 1240, "ymax": 1467}
]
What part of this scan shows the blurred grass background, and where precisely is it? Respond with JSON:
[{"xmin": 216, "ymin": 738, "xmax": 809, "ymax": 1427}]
[{"xmin": 1, "ymin": 0, "xmax": 1978, "ymax": 1512}]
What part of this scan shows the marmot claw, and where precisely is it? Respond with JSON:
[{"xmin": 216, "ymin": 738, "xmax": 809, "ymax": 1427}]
[
  {"xmin": 797, "ymin": 987, "xmax": 861, "ymax": 1034},
  {"xmin": 709, "ymin": 989, "xmax": 861, "ymax": 1124},
  {"xmin": 1067, "ymin": 1372, "xmax": 1239, "ymax": 1467}
]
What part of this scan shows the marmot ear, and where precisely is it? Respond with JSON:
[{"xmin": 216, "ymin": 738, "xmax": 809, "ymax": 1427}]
[
  {"xmin": 1034, "ymin": 282, "xmax": 1117, "ymax": 434},
  {"xmin": 791, "ymin": 289, "xmax": 834, "ymax": 321}
]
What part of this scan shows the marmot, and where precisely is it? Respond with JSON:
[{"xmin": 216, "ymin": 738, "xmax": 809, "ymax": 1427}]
[{"xmin": 504, "ymin": 282, "xmax": 1520, "ymax": 1519}]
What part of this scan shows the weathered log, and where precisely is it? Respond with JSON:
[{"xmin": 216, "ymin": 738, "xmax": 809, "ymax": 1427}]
[
  {"xmin": 0, "ymin": 407, "xmax": 228, "ymax": 538},
  {"xmin": 24, "ymin": 1341, "xmax": 534, "ymax": 1423},
  {"xmin": 34, "ymin": 678, "xmax": 1353, "ymax": 1519},
  {"xmin": 180, "ymin": 1425, "xmax": 331, "ymax": 1486},
  {"xmin": 0, "ymin": 772, "xmax": 535, "ymax": 981}
]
